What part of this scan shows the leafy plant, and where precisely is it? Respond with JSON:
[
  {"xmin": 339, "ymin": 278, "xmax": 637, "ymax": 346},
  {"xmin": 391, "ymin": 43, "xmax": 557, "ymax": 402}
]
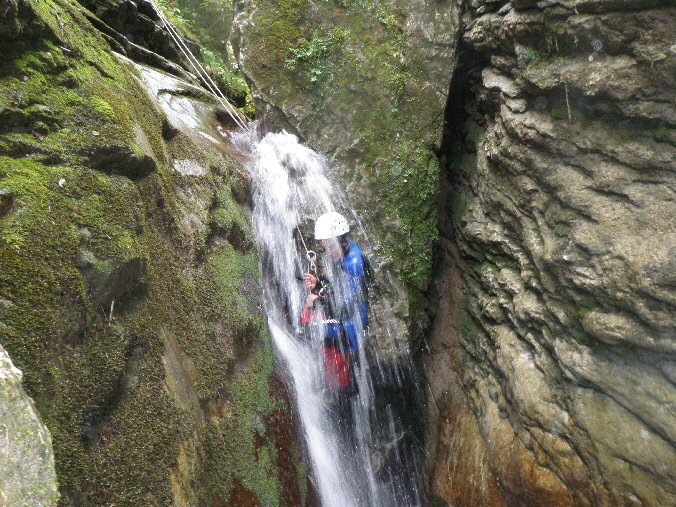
[
  {"xmin": 523, "ymin": 47, "xmax": 549, "ymax": 69},
  {"xmin": 285, "ymin": 30, "xmax": 344, "ymax": 83}
]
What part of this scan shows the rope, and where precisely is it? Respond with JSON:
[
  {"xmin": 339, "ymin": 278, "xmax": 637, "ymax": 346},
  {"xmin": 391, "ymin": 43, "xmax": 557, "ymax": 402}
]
[
  {"xmin": 296, "ymin": 226, "xmax": 317, "ymax": 273},
  {"xmin": 155, "ymin": 8, "xmax": 249, "ymax": 132},
  {"xmin": 297, "ymin": 225, "xmax": 310, "ymax": 253},
  {"xmin": 148, "ymin": 1, "xmax": 251, "ymax": 133}
]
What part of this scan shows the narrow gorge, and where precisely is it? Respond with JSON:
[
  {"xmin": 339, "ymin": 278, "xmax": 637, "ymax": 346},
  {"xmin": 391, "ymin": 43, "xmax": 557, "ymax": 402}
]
[{"xmin": 0, "ymin": 0, "xmax": 673, "ymax": 506}]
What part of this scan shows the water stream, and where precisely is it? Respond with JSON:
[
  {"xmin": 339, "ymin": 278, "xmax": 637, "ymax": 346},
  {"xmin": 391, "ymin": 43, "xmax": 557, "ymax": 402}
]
[
  {"xmin": 132, "ymin": 4, "xmax": 425, "ymax": 502},
  {"xmin": 232, "ymin": 128, "xmax": 424, "ymax": 507}
]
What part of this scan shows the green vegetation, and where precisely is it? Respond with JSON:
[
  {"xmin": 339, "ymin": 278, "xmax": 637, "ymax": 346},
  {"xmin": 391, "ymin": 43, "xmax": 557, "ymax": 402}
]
[
  {"xmin": 153, "ymin": 0, "xmax": 252, "ymax": 109},
  {"xmin": 523, "ymin": 47, "xmax": 550, "ymax": 69},
  {"xmin": 90, "ymin": 96, "xmax": 115, "ymax": 121},
  {"xmin": 0, "ymin": 0, "xmax": 299, "ymax": 504},
  {"xmin": 286, "ymin": 28, "xmax": 346, "ymax": 83}
]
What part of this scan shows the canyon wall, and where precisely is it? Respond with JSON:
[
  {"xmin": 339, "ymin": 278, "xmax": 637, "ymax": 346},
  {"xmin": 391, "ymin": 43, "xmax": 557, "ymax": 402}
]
[
  {"xmin": 0, "ymin": 0, "xmax": 304, "ymax": 504},
  {"xmin": 426, "ymin": 1, "xmax": 675, "ymax": 505}
]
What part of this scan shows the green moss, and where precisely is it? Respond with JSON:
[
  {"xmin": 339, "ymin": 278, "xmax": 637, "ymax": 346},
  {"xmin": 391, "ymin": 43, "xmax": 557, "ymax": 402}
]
[
  {"xmin": 653, "ymin": 126, "xmax": 675, "ymax": 144},
  {"xmin": 201, "ymin": 47, "xmax": 249, "ymax": 105},
  {"xmin": 253, "ymin": 0, "xmax": 308, "ymax": 60},
  {"xmin": 549, "ymin": 104, "xmax": 581, "ymax": 121},
  {"xmin": 460, "ymin": 310, "xmax": 482, "ymax": 345},
  {"xmin": 523, "ymin": 47, "xmax": 550, "ymax": 69},
  {"xmin": 200, "ymin": 334, "xmax": 282, "ymax": 506},
  {"xmin": 90, "ymin": 96, "xmax": 115, "ymax": 121},
  {"xmin": 285, "ymin": 28, "xmax": 346, "ymax": 83},
  {"xmin": 297, "ymin": 463, "xmax": 308, "ymax": 504},
  {"xmin": 241, "ymin": 0, "xmax": 308, "ymax": 104},
  {"xmin": 0, "ymin": 0, "xmax": 289, "ymax": 504},
  {"xmin": 65, "ymin": 90, "xmax": 86, "ymax": 105},
  {"xmin": 210, "ymin": 186, "xmax": 254, "ymax": 250},
  {"xmin": 552, "ymin": 223, "xmax": 571, "ymax": 237},
  {"xmin": 364, "ymin": 133, "xmax": 440, "ymax": 298}
]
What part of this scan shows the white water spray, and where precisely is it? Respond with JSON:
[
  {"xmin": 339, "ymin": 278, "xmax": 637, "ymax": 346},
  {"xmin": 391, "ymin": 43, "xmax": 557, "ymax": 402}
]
[{"xmin": 232, "ymin": 127, "xmax": 423, "ymax": 507}]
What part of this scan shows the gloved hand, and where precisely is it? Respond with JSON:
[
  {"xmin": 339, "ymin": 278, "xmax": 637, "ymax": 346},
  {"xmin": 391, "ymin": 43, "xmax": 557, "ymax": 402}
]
[{"xmin": 303, "ymin": 273, "xmax": 318, "ymax": 291}]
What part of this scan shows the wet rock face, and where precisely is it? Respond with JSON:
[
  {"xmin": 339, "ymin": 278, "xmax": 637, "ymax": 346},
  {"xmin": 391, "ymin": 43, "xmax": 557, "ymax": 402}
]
[
  {"xmin": 427, "ymin": 1, "xmax": 675, "ymax": 506},
  {"xmin": 0, "ymin": 344, "xmax": 59, "ymax": 506},
  {"xmin": 235, "ymin": 0, "xmax": 462, "ymax": 344},
  {"xmin": 77, "ymin": 0, "xmax": 178, "ymax": 60}
]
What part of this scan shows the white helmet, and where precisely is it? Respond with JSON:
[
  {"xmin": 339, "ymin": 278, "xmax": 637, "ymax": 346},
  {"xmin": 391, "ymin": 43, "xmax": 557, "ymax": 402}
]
[{"xmin": 314, "ymin": 212, "xmax": 349, "ymax": 240}]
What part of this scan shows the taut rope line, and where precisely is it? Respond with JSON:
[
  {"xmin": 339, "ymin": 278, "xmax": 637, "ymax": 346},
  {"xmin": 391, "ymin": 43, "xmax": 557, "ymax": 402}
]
[{"xmin": 149, "ymin": 1, "xmax": 251, "ymax": 134}]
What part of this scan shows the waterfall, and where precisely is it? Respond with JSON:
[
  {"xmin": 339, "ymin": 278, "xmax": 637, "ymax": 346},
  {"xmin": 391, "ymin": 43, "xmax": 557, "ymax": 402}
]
[{"xmin": 231, "ymin": 127, "xmax": 423, "ymax": 507}]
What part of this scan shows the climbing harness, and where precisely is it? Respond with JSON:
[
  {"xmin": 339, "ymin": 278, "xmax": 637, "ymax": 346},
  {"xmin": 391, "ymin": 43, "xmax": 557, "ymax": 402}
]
[{"xmin": 148, "ymin": 1, "xmax": 251, "ymax": 134}]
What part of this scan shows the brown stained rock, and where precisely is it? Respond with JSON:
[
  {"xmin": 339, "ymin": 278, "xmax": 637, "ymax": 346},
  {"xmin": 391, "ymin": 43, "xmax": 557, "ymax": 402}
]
[
  {"xmin": 431, "ymin": 399, "xmax": 508, "ymax": 507},
  {"xmin": 267, "ymin": 376, "xmax": 306, "ymax": 507},
  {"xmin": 426, "ymin": 1, "xmax": 676, "ymax": 505},
  {"xmin": 225, "ymin": 479, "xmax": 261, "ymax": 507}
]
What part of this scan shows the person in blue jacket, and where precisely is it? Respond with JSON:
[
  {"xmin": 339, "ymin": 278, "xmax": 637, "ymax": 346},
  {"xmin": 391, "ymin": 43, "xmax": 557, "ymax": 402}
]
[{"xmin": 303, "ymin": 211, "xmax": 371, "ymax": 355}]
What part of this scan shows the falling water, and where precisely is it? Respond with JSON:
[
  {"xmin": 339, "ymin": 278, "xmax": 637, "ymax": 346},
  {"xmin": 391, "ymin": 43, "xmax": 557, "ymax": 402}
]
[{"xmin": 231, "ymin": 127, "xmax": 423, "ymax": 507}]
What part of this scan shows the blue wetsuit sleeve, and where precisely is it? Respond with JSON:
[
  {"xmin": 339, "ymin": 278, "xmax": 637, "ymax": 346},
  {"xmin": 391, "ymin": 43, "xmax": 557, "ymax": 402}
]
[
  {"xmin": 343, "ymin": 248, "xmax": 367, "ymax": 307},
  {"xmin": 341, "ymin": 243, "xmax": 369, "ymax": 352},
  {"xmin": 343, "ymin": 322, "xmax": 359, "ymax": 352}
]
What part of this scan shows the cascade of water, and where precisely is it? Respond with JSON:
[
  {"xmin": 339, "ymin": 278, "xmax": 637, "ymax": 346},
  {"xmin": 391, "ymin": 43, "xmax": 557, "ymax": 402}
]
[{"xmin": 232, "ymin": 127, "xmax": 423, "ymax": 507}]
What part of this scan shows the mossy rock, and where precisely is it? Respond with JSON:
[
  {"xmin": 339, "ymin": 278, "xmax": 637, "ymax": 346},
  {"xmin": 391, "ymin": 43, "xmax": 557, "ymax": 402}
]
[
  {"xmin": 237, "ymin": 0, "xmax": 460, "ymax": 329},
  {"xmin": 0, "ymin": 0, "xmax": 302, "ymax": 504}
]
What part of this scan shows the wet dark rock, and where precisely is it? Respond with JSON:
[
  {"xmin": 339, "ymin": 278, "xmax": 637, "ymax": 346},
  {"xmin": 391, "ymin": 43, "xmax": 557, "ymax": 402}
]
[
  {"xmin": 76, "ymin": 0, "xmax": 203, "ymax": 80},
  {"xmin": 0, "ymin": 104, "xmax": 59, "ymax": 135},
  {"xmin": 77, "ymin": 0, "xmax": 177, "ymax": 60},
  {"xmin": 80, "ymin": 8, "xmax": 194, "ymax": 80},
  {"xmin": 77, "ymin": 248, "xmax": 148, "ymax": 315},
  {"xmin": 0, "ymin": 0, "xmax": 31, "ymax": 46},
  {"xmin": 0, "ymin": 190, "xmax": 15, "ymax": 218},
  {"xmin": 81, "ymin": 144, "xmax": 156, "ymax": 179}
]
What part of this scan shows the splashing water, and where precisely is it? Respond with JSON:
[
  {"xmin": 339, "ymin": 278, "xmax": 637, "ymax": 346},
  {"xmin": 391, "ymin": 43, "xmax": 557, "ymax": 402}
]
[{"xmin": 232, "ymin": 127, "xmax": 423, "ymax": 507}]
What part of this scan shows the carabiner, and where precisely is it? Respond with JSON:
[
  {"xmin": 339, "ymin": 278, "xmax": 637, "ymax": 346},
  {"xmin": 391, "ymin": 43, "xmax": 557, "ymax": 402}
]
[{"xmin": 306, "ymin": 250, "xmax": 317, "ymax": 274}]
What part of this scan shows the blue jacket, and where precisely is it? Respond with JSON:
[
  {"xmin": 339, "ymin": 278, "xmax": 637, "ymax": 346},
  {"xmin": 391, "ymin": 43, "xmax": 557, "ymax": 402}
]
[{"xmin": 324, "ymin": 241, "xmax": 370, "ymax": 353}]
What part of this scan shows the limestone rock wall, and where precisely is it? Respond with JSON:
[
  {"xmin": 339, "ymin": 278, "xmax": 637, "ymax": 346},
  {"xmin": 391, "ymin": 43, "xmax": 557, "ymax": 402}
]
[
  {"xmin": 0, "ymin": 344, "xmax": 59, "ymax": 506},
  {"xmin": 426, "ymin": 1, "xmax": 675, "ymax": 506}
]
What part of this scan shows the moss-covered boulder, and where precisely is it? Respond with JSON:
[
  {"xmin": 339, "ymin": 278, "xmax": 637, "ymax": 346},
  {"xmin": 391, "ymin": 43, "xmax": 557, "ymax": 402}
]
[
  {"xmin": 0, "ymin": 0, "xmax": 304, "ymax": 504},
  {"xmin": 235, "ymin": 0, "xmax": 462, "ymax": 343}
]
